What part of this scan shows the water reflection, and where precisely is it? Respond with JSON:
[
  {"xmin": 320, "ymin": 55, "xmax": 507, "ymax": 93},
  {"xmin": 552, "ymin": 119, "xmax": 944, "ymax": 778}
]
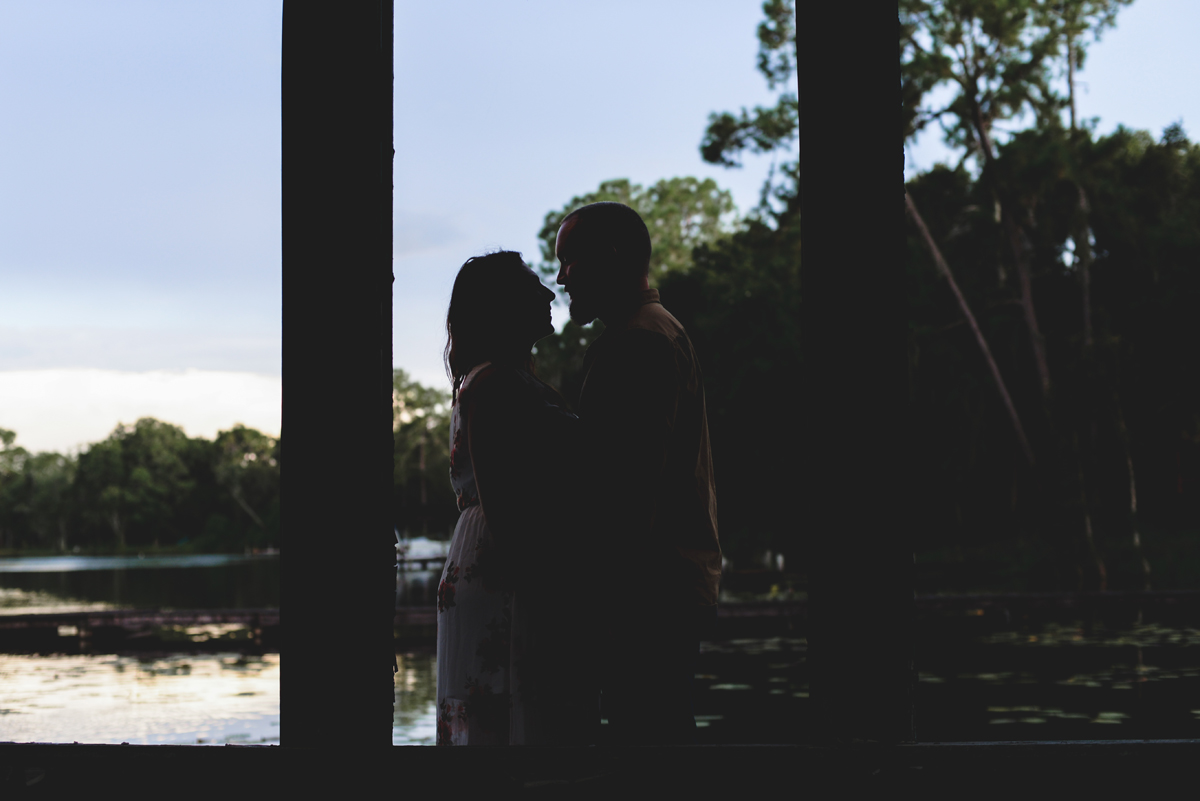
[
  {"xmin": 918, "ymin": 618, "xmax": 1200, "ymax": 740},
  {"xmin": 0, "ymin": 587, "xmax": 114, "ymax": 616},
  {"xmin": 388, "ymin": 622, "xmax": 1200, "ymax": 744},
  {"xmin": 0, "ymin": 652, "xmax": 279, "ymax": 744},
  {"xmin": 393, "ymin": 649, "xmax": 436, "ymax": 745}
]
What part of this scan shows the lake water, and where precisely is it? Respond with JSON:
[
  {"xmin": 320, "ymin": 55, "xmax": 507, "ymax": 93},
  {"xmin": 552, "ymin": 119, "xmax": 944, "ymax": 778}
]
[
  {"xmin": 6, "ymin": 553, "xmax": 1200, "ymax": 744},
  {"xmin": 391, "ymin": 617, "xmax": 1200, "ymax": 744},
  {"xmin": 0, "ymin": 549, "xmax": 441, "ymax": 745},
  {"xmin": 0, "ymin": 554, "xmax": 281, "ymax": 745},
  {"xmin": 0, "ymin": 652, "xmax": 280, "ymax": 745}
]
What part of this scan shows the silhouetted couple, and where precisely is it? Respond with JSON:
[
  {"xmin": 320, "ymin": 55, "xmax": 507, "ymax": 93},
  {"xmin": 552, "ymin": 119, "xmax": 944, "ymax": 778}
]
[{"xmin": 434, "ymin": 202, "xmax": 721, "ymax": 746}]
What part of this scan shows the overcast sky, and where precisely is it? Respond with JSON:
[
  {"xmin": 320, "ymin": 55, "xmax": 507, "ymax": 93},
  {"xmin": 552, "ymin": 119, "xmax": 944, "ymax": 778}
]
[{"xmin": 1, "ymin": 0, "xmax": 1196, "ymax": 452}]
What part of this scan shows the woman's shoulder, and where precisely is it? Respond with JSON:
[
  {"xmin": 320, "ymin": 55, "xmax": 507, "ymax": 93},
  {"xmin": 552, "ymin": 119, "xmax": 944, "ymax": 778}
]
[
  {"xmin": 459, "ymin": 362, "xmax": 524, "ymax": 404},
  {"xmin": 461, "ymin": 364, "xmax": 572, "ymax": 417}
]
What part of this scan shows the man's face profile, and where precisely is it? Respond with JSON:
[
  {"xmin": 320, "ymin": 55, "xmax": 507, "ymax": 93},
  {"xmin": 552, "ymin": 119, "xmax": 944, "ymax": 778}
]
[{"xmin": 555, "ymin": 217, "xmax": 600, "ymax": 325}]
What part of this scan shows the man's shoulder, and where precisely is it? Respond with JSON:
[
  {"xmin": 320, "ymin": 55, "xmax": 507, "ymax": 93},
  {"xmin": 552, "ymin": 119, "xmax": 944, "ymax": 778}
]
[
  {"xmin": 585, "ymin": 300, "xmax": 696, "ymax": 382},
  {"xmin": 604, "ymin": 323, "xmax": 676, "ymax": 363},
  {"xmin": 627, "ymin": 301, "xmax": 685, "ymax": 341}
]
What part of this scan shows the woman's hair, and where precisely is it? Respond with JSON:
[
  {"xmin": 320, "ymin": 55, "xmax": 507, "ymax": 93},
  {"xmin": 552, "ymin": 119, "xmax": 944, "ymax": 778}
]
[{"xmin": 444, "ymin": 250, "xmax": 537, "ymax": 396}]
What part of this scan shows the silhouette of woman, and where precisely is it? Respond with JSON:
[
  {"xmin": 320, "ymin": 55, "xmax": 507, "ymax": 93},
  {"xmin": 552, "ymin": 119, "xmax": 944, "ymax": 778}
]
[{"xmin": 434, "ymin": 251, "xmax": 596, "ymax": 746}]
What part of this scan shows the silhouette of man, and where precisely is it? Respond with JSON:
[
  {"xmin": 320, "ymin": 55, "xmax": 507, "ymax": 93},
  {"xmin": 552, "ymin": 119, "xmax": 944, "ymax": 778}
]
[{"xmin": 555, "ymin": 202, "xmax": 722, "ymax": 745}]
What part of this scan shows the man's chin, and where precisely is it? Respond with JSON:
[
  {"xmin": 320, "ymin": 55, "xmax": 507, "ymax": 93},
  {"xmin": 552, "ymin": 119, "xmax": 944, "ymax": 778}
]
[{"xmin": 568, "ymin": 300, "xmax": 596, "ymax": 326}]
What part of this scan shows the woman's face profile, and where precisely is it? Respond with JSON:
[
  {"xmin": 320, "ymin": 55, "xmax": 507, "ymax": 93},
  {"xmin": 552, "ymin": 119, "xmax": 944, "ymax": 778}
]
[{"xmin": 507, "ymin": 264, "xmax": 556, "ymax": 346}]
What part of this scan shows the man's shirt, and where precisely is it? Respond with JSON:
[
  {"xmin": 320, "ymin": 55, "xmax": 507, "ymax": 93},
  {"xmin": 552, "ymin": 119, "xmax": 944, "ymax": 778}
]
[{"xmin": 578, "ymin": 289, "xmax": 721, "ymax": 608}]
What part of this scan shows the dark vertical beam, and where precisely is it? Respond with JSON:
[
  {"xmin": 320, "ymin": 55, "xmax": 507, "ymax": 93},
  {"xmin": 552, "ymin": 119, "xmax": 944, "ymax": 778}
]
[
  {"xmin": 281, "ymin": 1, "xmax": 394, "ymax": 746},
  {"xmin": 799, "ymin": 2, "xmax": 913, "ymax": 742}
]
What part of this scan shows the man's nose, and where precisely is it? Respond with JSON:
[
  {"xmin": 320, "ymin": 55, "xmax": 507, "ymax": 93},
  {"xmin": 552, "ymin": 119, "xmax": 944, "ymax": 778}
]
[{"xmin": 556, "ymin": 263, "xmax": 568, "ymax": 285}]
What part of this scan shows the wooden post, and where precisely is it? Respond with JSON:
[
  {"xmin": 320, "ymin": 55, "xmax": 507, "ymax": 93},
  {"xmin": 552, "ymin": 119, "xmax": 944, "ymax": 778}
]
[
  {"xmin": 798, "ymin": 1, "xmax": 914, "ymax": 743},
  {"xmin": 281, "ymin": 1, "xmax": 395, "ymax": 746}
]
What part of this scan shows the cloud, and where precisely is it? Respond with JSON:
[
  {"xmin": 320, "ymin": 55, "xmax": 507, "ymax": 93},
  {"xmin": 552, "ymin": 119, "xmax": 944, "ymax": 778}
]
[{"xmin": 0, "ymin": 369, "xmax": 281, "ymax": 454}]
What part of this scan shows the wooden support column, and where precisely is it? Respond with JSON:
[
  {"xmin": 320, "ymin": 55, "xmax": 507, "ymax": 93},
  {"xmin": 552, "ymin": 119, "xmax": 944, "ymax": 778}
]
[
  {"xmin": 281, "ymin": 1, "xmax": 395, "ymax": 746},
  {"xmin": 798, "ymin": 2, "xmax": 913, "ymax": 743}
]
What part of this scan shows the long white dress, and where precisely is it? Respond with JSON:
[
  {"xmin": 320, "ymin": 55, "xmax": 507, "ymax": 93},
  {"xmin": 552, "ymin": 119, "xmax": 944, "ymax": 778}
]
[
  {"xmin": 435, "ymin": 363, "xmax": 514, "ymax": 746},
  {"xmin": 435, "ymin": 361, "xmax": 593, "ymax": 746}
]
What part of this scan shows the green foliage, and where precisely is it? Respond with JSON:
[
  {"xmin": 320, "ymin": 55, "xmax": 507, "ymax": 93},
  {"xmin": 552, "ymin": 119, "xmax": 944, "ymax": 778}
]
[
  {"xmin": 659, "ymin": 198, "xmax": 801, "ymax": 559},
  {"xmin": 211, "ymin": 425, "xmax": 280, "ymax": 550},
  {"xmin": 699, "ymin": 0, "xmax": 797, "ymax": 214},
  {"xmin": 0, "ymin": 429, "xmax": 33, "ymax": 550},
  {"xmin": 536, "ymin": 177, "xmax": 735, "ymax": 284},
  {"xmin": 900, "ymin": 0, "xmax": 1132, "ymax": 155},
  {"xmin": 0, "ymin": 420, "xmax": 281, "ymax": 554},
  {"xmin": 22, "ymin": 451, "xmax": 76, "ymax": 551},
  {"xmin": 0, "ymin": 437, "xmax": 77, "ymax": 552},
  {"xmin": 754, "ymin": 0, "xmax": 796, "ymax": 90},
  {"xmin": 73, "ymin": 419, "xmax": 196, "ymax": 549},
  {"xmin": 392, "ymin": 369, "xmax": 457, "ymax": 537},
  {"xmin": 904, "ymin": 121, "xmax": 1200, "ymax": 584}
]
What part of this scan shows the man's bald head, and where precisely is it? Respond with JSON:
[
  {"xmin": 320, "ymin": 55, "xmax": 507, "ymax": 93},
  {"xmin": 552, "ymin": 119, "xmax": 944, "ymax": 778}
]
[{"xmin": 560, "ymin": 202, "xmax": 652, "ymax": 280}]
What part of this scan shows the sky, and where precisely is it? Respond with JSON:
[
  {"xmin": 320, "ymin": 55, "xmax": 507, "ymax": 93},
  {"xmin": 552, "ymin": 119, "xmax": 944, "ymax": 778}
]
[{"xmin": 1, "ymin": 0, "xmax": 1197, "ymax": 453}]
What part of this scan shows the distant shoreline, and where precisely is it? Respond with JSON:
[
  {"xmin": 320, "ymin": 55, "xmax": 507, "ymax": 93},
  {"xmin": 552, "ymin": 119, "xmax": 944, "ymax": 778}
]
[
  {"xmin": 0, "ymin": 552, "xmax": 279, "ymax": 573},
  {"xmin": 0, "ymin": 547, "xmax": 279, "ymax": 560}
]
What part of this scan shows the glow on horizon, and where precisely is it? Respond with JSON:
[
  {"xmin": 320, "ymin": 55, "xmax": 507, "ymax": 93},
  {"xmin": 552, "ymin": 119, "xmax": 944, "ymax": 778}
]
[{"xmin": 0, "ymin": 369, "xmax": 281, "ymax": 454}]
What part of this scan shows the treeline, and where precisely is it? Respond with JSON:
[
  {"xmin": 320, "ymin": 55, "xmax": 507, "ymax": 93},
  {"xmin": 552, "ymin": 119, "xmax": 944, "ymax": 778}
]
[
  {"xmin": 0, "ymin": 369, "xmax": 462, "ymax": 553},
  {"xmin": 0, "ymin": 421, "xmax": 280, "ymax": 553}
]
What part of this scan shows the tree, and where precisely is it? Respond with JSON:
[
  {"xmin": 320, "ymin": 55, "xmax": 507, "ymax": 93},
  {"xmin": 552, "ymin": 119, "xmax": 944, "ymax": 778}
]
[
  {"xmin": 0, "ymin": 420, "xmax": 284, "ymax": 554},
  {"xmin": 901, "ymin": 0, "xmax": 1131, "ymax": 400},
  {"xmin": 1054, "ymin": 0, "xmax": 1134, "ymax": 349},
  {"xmin": 211, "ymin": 425, "xmax": 280, "ymax": 550},
  {"xmin": 393, "ymin": 369, "xmax": 456, "ymax": 537},
  {"xmin": 900, "ymin": 0, "xmax": 1142, "ymax": 589},
  {"xmin": 902, "ymin": 118, "xmax": 1200, "ymax": 589},
  {"xmin": 535, "ymin": 177, "xmax": 735, "ymax": 284},
  {"xmin": 658, "ymin": 195, "xmax": 801, "ymax": 562},
  {"xmin": 699, "ymin": 0, "xmax": 798, "ymax": 216},
  {"xmin": 0, "ymin": 428, "xmax": 31, "ymax": 550},
  {"xmin": 73, "ymin": 418, "xmax": 195, "ymax": 549},
  {"xmin": 23, "ymin": 451, "xmax": 76, "ymax": 551}
]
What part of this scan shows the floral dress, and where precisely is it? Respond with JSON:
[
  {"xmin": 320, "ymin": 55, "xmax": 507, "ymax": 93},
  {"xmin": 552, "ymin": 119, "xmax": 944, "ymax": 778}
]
[
  {"xmin": 435, "ymin": 362, "xmax": 589, "ymax": 746},
  {"xmin": 436, "ymin": 363, "xmax": 513, "ymax": 745}
]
